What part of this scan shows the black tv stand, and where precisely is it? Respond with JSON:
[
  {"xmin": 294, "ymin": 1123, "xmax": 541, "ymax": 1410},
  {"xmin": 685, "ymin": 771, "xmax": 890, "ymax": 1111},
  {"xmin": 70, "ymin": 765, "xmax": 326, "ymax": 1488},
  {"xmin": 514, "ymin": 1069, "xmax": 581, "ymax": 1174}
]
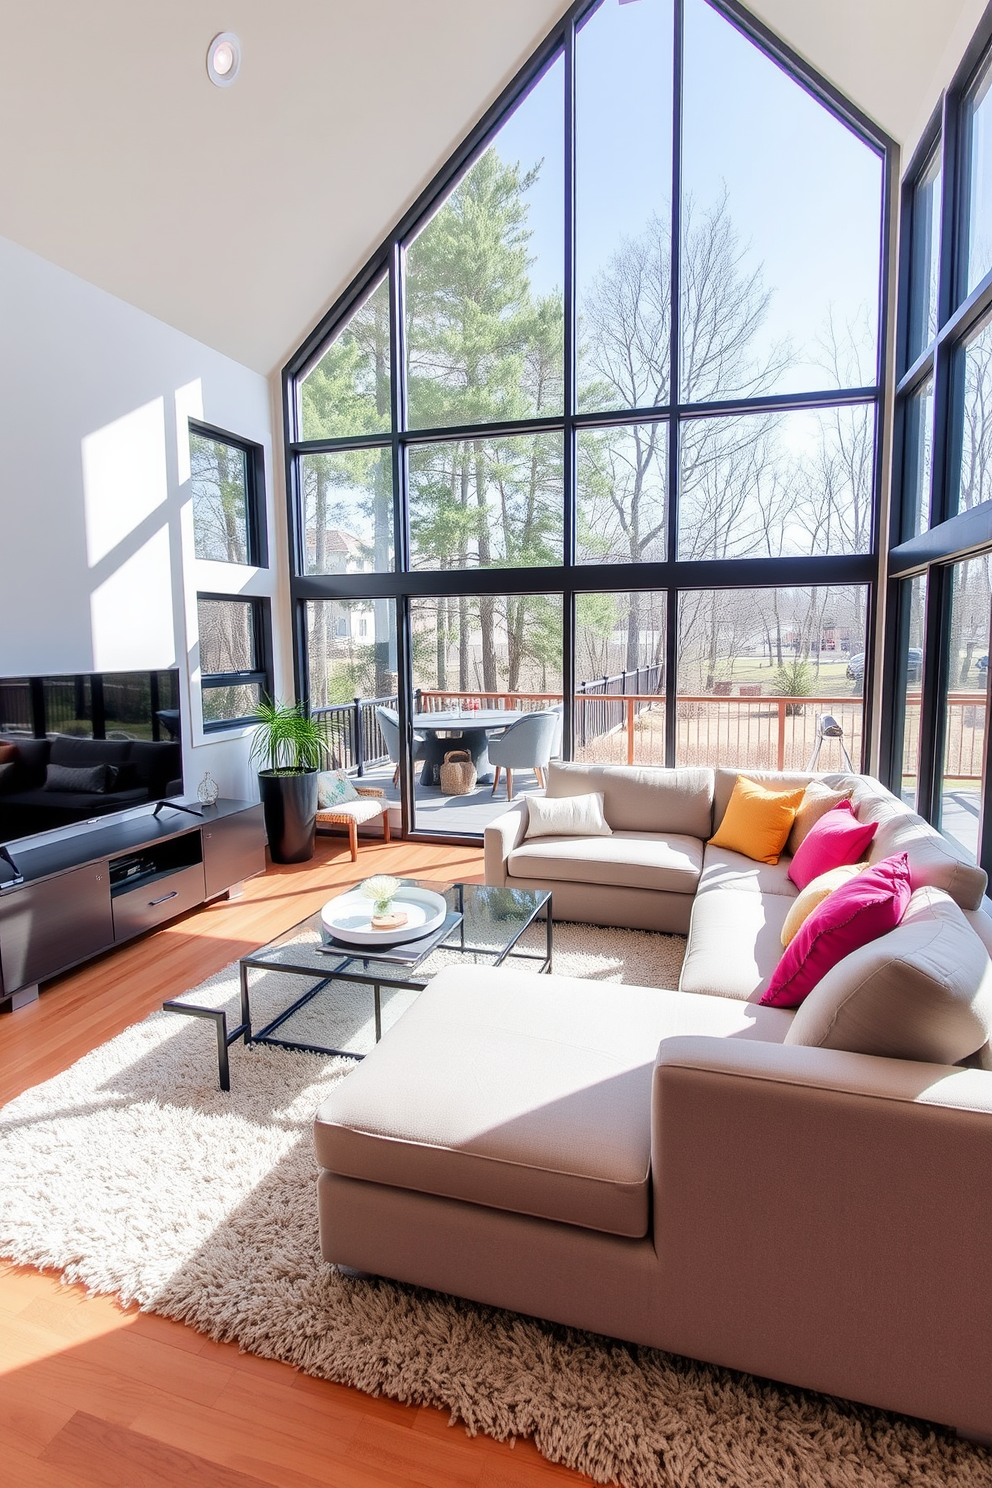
[{"xmin": 0, "ymin": 798, "xmax": 265, "ymax": 1013}]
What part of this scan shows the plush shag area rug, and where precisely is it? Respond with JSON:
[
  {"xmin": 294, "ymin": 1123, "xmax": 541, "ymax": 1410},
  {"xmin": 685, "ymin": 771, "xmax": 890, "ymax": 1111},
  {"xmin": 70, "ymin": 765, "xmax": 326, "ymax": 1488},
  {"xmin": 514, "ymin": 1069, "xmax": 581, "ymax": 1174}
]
[{"xmin": 1, "ymin": 921, "xmax": 990, "ymax": 1488}]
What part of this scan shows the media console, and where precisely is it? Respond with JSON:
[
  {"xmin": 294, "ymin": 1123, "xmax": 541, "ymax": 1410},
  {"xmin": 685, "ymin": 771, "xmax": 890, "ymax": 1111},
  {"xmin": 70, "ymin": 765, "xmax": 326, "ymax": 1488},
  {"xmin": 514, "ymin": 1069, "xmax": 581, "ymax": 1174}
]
[{"xmin": 0, "ymin": 798, "xmax": 266, "ymax": 1012}]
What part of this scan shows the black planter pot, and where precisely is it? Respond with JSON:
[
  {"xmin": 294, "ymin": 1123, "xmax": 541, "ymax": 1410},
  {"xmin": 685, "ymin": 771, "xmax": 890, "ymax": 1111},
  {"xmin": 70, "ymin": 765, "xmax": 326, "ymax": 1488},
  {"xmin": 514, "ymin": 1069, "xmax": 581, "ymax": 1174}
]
[{"xmin": 258, "ymin": 770, "xmax": 318, "ymax": 864}]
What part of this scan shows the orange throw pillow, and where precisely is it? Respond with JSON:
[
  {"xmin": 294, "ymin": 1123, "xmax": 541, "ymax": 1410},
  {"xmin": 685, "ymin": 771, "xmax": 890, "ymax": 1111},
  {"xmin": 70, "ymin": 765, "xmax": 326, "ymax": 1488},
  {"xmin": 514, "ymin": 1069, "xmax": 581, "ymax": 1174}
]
[{"xmin": 709, "ymin": 776, "xmax": 807, "ymax": 865}]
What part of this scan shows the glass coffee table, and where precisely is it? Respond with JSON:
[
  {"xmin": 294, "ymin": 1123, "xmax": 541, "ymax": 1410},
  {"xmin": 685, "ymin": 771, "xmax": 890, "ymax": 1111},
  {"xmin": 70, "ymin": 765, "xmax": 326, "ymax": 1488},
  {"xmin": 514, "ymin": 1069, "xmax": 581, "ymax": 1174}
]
[{"xmin": 236, "ymin": 880, "xmax": 552, "ymax": 1062}]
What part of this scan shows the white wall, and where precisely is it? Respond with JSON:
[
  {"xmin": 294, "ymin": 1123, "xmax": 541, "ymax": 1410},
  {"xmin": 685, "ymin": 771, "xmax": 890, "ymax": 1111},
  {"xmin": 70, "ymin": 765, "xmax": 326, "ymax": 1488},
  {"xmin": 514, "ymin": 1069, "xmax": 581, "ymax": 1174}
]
[
  {"xmin": 902, "ymin": 0, "xmax": 991, "ymax": 160},
  {"xmin": 0, "ymin": 233, "xmax": 291, "ymax": 802}
]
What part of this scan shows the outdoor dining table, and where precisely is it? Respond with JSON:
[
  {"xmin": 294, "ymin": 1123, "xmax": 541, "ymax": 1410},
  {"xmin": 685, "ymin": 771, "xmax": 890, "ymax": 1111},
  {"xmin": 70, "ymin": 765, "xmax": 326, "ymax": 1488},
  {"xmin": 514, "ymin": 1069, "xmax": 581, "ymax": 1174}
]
[{"xmin": 411, "ymin": 709, "xmax": 521, "ymax": 786}]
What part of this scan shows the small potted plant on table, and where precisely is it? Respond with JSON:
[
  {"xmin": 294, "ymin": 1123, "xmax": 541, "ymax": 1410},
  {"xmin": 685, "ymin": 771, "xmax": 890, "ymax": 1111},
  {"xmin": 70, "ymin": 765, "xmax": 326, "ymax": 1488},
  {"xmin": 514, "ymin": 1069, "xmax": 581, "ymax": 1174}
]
[{"xmin": 250, "ymin": 700, "xmax": 327, "ymax": 864}]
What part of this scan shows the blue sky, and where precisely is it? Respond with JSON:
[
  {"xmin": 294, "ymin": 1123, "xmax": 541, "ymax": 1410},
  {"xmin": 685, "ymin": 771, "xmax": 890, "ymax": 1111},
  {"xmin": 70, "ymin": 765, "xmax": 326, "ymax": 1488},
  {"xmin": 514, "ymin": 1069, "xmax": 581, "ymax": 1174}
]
[{"xmin": 493, "ymin": 0, "xmax": 883, "ymax": 395}]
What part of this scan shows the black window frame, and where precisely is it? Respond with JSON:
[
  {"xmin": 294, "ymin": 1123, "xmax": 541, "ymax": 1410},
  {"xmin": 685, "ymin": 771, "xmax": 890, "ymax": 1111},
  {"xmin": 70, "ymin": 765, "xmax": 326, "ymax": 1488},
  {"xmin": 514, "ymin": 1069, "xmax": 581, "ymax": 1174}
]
[
  {"xmin": 283, "ymin": 0, "xmax": 894, "ymax": 841},
  {"xmin": 885, "ymin": 0, "xmax": 992, "ymax": 879},
  {"xmin": 197, "ymin": 593, "xmax": 273, "ymax": 733},
  {"xmin": 189, "ymin": 419, "xmax": 269, "ymax": 570}
]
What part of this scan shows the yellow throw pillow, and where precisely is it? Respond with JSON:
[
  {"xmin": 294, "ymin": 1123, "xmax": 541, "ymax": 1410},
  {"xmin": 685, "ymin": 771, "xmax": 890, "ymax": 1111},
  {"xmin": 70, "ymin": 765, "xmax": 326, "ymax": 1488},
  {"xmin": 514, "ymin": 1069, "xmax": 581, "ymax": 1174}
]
[
  {"xmin": 708, "ymin": 776, "xmax": 807, "ymax": 865},
  {"xmin": 786, "ymin": 781, "xmax": 855, "ymax": 856},
  {"xmin": 780, "ymin": 862, "xmax": 868, "ymax": 947}
]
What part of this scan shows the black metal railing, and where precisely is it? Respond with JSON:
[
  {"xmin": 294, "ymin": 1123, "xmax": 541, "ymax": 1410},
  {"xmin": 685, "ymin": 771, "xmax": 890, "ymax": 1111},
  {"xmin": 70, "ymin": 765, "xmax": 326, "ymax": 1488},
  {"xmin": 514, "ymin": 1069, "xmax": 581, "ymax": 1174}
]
[
  {"xmin": 575, "ymin": 665, "xmax": 663, "ymax": 748},
  {"xmin": 313, "ymin": 695, "xmax": 398, "ymax": 775}
]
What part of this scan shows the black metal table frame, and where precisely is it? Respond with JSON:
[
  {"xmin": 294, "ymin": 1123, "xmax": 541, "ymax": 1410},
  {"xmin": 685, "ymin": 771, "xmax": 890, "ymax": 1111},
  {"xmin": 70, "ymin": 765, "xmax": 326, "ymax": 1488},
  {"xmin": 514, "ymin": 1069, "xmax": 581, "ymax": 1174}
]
[{"xmin": 241, "ymin": 884, "xmax": 552, "ymax": 1061}]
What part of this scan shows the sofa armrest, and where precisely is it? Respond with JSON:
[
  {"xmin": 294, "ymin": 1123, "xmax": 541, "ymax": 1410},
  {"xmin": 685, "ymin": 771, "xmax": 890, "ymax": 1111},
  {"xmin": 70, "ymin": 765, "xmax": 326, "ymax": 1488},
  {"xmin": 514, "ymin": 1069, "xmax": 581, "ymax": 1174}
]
[
  {"xmin": 484, "ymin": 799, "xmax": 529, "ymax": 885},
  {"xmin": 650, "ymin": 1036, "xmax": 992, "ymax": 1434}
]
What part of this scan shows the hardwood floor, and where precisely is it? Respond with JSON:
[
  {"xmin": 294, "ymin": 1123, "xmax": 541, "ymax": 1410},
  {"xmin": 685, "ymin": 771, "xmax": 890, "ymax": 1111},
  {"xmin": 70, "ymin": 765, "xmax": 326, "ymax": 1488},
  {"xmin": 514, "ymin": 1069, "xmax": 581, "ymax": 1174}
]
[{"xmin": 0, "ymin": 835, "xmax": 590, "ymax": 1487}]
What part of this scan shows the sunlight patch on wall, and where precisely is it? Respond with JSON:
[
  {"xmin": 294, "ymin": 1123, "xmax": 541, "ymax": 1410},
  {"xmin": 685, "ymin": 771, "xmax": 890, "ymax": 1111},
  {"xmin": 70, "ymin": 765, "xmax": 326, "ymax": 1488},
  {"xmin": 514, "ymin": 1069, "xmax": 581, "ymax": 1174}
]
[
  {"xmin": 90, "ymin": 527, "xmax": 175, "ymax": 670},
  {"xmin": 174, "ymin": 378, "xmax": 204, "ymax": 487},
  {"xmin": 82, "ymin": 397, "xmax": 168, "ymax": 566}
]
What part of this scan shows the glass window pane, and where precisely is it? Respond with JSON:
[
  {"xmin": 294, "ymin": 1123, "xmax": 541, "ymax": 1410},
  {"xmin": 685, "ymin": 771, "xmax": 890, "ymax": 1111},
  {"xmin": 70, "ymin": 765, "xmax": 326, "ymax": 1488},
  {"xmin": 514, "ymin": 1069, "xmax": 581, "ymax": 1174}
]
[
  {"xmin": 956, "ymin": 313, "xmax": 992, "ymax": 515},
  {"xmin": 576, "ymin": 0, "xmax": 673, "ymax": 412},
  {"xmin": 202, "ymin": 682, "xmax": 261, "ymax": 725},
  {"xmin": 574, "ymin": 591, "xmax": 666, "ymax": 764},
  {"xmin": 198, "ymin": 599, "xmax": 256, "ymax": 675},
  {"xmin": 301, "ymin": 449, "xmax": 393, "ymax": 574},
  {"xmin": 899, "ymin": 575, "xmax": 927, "ymax": 809},
  {"xmin": 678, "ymin": 405, "xmax": 874, "ymax": 559},
  {"xmin": 298, "ymin": 276, "xmax": 391, "ymax": 440},
  {"xmin": 577, "ymin": 423, "xmax": 668, "ymax": 564},
  {"xmin": 306, "ymin": 598, "xmax": 398, "ymax": 712},
  {"xmin": 907, "ymin": 147, "xmax": 941, "ymax": 361},
  {"xmin": 681, "ymin": 0, "xmax": 882, "ymax": 400},
  {"xmin": 965, "ymin": 56, "xmax": 992, "ymax": 298},
  {"xmin": 676, "ymin": 586, "xmax": 868, "ymax": 770},
  {"xmin": 409, "ymin": 435, "xmax": 563, "ymax": 570},
  {"xmin": 190, "ymin": 433, "xmax": 250, "ymax": 564},
  {"xmin": 405, "ymin": 57, "xmax": 564, "ymax": 430},
  {"xmin": 938, "ymin": 557, "xmax": 989, "ymax": 860},
  {"xmin": 409, "ymin": 594, "xmax": 563, "ymax": 834},
  {"xmin": 903, "ymin": 378, "xmax": 933, "ymax": 538}
]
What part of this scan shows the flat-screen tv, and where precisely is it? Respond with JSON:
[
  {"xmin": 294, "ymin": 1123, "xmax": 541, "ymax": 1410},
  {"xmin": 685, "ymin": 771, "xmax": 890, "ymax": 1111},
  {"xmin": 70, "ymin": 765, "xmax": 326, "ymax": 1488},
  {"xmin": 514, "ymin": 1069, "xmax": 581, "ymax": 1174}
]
[{"xmin": 0, "ymin": 670, "xmax": 183, "ymax": 846}]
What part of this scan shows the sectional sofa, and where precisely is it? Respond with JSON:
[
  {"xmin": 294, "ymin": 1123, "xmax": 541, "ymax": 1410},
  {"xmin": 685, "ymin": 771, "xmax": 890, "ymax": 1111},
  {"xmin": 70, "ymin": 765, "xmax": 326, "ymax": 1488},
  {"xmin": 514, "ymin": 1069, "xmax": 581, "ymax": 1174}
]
[{"xmin": 314, "ymin": 764, "xmax": 992, "ymax": 1442}]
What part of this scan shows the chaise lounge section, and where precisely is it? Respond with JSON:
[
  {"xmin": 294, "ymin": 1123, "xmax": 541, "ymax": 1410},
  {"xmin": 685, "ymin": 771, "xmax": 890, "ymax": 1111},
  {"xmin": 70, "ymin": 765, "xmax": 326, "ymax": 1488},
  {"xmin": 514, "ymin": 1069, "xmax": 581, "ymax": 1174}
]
[{"xmin": 315, "ymin": 763, "xmax": 992, "ymax": 1441}]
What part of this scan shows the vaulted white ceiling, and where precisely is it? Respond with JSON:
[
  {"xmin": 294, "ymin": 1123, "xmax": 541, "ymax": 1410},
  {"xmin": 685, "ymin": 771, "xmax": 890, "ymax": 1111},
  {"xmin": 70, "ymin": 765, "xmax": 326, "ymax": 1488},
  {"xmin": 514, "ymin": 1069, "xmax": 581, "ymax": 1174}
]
[{"xmin": 0, "ymin": 0, "xmax": 983, "ymax": 376}]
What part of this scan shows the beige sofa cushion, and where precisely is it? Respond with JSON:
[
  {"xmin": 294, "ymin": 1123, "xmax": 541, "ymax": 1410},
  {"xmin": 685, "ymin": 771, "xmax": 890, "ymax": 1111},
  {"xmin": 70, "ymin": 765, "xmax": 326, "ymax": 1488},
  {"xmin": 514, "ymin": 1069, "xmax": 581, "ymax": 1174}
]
[
  {"xmin": 786, "ymin": 887, "xmax": 992, "ymax": 1064},
  {"xmin": 508, "ymin": 830, "xmax": 702, "ymax": 894},
  {"xmin": 856, "ymin": 797, "xmax": 988, "ymax": 911},
  {"xmin": 697, "ymin": 844, "xmax": 798, "ymax": 897},
  {"xmin": 679, "ymin": 887, "xmax": 792, "ymax": 1000},
  {"xmin": 525, "ymin": 791, "xmax": 611, "ymax": 838},
  {"xmin": 314, "ymin": 966, "xmax": 794, "ymax": 1238},
  {"xmin": 546, "ymin": 762, "xmax": 713, "ymax": 838}
]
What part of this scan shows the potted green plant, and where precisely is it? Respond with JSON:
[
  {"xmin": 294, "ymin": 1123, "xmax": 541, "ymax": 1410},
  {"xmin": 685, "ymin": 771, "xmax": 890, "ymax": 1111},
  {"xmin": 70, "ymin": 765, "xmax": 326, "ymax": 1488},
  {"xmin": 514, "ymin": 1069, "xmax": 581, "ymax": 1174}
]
[{"xmin": 249, "ymin": 699, "xmax": 327, "ymax": 863}]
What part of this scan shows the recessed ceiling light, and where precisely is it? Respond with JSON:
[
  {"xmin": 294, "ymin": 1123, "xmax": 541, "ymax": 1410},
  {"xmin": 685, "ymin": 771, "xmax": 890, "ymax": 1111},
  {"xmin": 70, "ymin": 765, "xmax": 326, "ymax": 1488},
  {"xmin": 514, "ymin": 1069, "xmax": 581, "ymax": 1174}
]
[{"xmin": 207, "ymin": 32, "xmax": 241, "ymax": 87}]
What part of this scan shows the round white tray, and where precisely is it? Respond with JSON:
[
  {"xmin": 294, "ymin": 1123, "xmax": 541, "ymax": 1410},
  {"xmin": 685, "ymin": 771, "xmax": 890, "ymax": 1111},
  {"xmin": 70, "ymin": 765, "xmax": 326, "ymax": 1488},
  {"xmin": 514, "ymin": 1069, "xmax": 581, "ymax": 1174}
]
[{"xmin": 320, "ymin": 886, "xmax": 448, "ymax": 947}]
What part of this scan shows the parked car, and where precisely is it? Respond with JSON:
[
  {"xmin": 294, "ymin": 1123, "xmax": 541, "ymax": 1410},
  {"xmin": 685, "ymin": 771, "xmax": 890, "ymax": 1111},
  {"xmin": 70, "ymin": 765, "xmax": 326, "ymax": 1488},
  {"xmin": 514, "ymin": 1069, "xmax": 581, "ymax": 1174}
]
[
  {"xmin": 977, "ymin": 654, "xmax": 988, "ymax": 673},
  {"xmin": 846, "ymin": 649, "xmax": 923, "ymax": 686}
]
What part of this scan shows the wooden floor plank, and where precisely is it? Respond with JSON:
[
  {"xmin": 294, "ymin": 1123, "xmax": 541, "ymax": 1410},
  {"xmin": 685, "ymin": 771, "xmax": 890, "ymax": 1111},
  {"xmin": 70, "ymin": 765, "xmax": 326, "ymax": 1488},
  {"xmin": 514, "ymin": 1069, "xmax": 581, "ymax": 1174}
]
[
  {"xmin": 0, "ymin": 839, "xmax": 589, "ymax": 1488},
  {"xmin": 42, "ymin": 1411, "xmax": 285, "ymax": 1488}
]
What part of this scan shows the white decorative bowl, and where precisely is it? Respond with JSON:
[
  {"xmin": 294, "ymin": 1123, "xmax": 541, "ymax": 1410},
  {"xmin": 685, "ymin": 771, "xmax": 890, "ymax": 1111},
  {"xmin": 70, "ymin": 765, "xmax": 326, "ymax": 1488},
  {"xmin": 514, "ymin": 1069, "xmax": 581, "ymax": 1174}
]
[{"xmin": 320, "ymin": 886, "xmax": 448, "ymax": 947}]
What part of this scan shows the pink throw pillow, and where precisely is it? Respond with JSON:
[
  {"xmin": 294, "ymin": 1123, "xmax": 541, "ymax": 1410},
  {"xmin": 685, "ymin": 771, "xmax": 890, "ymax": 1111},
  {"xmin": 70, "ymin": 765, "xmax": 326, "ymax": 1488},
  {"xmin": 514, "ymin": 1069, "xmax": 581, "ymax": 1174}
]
[
  {"xmin": 760, "ymin": 853, "xmax": 912, "ymax": 1009},
  {"xmin": 788, "ymin": 800, "xmax": 877, "ymax": 891}
]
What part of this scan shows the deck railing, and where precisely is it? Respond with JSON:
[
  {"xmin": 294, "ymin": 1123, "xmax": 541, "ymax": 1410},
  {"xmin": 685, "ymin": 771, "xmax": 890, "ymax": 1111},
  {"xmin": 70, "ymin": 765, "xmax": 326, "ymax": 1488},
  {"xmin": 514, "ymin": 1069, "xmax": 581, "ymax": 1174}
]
[
  {"xmin": 313, "ymin": 688, "xmax": 987, "ymax": 780},
  {"xmin": 312, "ymin": 695, "xmax": 397, "ymax": 775}
]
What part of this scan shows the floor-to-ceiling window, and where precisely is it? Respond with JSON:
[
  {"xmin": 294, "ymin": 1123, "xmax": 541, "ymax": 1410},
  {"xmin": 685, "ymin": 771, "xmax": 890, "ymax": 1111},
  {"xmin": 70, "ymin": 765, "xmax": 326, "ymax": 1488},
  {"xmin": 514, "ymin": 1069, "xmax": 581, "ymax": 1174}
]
[
  {"xmin": 284, "ymin": 0, "xmax": 889, "ymax": 838},
  {"xmin": 887, "ymin": 9, "xmax": 992, "ymax": 877}
]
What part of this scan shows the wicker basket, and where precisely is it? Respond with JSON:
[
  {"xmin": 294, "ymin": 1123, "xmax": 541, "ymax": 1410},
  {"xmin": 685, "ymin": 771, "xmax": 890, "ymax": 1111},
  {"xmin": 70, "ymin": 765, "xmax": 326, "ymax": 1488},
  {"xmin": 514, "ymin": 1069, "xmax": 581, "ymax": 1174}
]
[{"xmin": 439, "ymin": 749, "xmax": 477, "ymax": 796}]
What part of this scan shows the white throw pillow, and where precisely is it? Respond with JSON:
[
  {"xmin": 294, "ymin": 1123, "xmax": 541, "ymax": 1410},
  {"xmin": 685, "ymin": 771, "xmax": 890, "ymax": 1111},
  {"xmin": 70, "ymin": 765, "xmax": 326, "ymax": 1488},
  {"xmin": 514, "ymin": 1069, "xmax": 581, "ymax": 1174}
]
[{"xmin": 525, "ymin": 792, "xmax": 612, "ymax": 839}]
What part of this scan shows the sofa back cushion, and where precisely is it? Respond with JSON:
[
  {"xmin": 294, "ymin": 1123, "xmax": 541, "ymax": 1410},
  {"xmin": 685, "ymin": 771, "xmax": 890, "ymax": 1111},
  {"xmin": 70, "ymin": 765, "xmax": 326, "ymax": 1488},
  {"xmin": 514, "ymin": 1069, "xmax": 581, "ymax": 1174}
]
[
  {"xmin": 50, "ymin": 736, "xmax": 133, "ymax": 769},
  {"xmin": 855, "ymin": 796, "xmax": 988, "ymax": 911},
  {"xmin": 546, "ymin": 763, "xmax": 713, "ymax": 838},
  {"xmin": 785, "ymin": 886, "xmax": 992, "ymax": 1064}
]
